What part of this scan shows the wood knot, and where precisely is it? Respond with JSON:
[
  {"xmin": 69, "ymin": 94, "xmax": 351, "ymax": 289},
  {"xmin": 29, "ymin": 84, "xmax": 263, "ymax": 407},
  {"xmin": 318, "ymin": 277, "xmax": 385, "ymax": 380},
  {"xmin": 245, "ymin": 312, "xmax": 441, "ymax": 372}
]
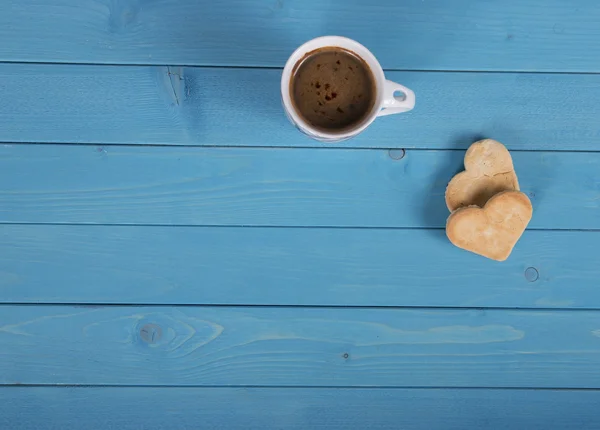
[{"xmin": 140, "ymin": 324, "xmax": 162, "ymax": 344}]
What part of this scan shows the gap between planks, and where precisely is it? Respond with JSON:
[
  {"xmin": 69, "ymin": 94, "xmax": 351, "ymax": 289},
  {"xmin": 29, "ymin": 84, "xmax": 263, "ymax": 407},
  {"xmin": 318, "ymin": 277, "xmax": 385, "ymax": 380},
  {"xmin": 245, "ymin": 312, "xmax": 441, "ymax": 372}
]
[
  {"xmin": 3, "ymin": 303, "xmax": 600, "ymax": 312},
  {"xmin": 1, "ymin": 222, "xmax": 599, "ymax": 233},
  {"xmin": 3, "ymin": 384, "xmax": 600, "ymax": 391},
  {"xmin": 2, "ymin": 60, "xmax": 600, "ymax": 75},
  {"xmin": 4, "ymin": 141, "xmax": 600, "ymax": 153}
]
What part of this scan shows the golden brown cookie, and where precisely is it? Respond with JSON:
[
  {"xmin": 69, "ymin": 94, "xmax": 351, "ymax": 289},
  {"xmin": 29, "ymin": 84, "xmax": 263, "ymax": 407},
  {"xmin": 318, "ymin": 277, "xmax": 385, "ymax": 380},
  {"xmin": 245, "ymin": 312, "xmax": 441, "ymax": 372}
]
[
  {"xmin": 446, "ymin": 191, "xmax": 533, "ymax": 261},
  {"xmin": 445, "ymin": 139, "xmax": 520, "ymax": 212}
]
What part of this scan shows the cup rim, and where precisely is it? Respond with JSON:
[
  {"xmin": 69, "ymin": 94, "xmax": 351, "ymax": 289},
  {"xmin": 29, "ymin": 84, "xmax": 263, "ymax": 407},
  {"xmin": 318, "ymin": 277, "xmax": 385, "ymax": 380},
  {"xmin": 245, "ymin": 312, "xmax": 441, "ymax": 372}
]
[{"xmin": 281, "ymin": 36, "xmax": 386, "ymax": 141}]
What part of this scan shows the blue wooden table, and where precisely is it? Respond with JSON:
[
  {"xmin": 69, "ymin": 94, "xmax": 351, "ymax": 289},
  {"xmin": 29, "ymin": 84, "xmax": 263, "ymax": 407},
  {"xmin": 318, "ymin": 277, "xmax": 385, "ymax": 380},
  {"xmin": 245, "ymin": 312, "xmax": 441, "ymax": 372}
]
[{"xmin": 2, "ymin": 1, "xmax": 600, "ymax": 428}]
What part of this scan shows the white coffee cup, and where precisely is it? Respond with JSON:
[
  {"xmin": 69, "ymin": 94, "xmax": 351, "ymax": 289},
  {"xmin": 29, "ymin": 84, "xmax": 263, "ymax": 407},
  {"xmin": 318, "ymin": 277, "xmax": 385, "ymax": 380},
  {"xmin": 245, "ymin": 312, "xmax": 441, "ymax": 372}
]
[{"xmin": 281, "ymin": 36, "xmax": 415, "ymax": 142}]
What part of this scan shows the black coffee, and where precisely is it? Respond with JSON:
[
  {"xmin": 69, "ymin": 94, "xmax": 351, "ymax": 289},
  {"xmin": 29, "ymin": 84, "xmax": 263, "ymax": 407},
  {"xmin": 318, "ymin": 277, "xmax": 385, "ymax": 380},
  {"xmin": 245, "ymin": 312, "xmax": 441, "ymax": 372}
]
[{"xmin": 290, "ymin": 47, "xmax": 376, "ymax": 133}]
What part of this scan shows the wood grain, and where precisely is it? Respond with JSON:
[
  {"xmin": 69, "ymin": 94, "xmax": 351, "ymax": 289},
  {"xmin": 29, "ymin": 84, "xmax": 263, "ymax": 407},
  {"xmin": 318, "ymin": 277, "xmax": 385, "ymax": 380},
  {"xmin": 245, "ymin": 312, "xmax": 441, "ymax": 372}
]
[
  {"xmin": 1, "ymin": 64, "xmax": 600, "ymax": 150},
  {"xmin": 2, "ymin": 306, "xmax": 600, "ymax": 387},
  {"xmin": 2, "ymin": 387, "xmax": 599, "ymax": 430},
  {"xmin": 1, "ymin": 145, "xmax": 598, "ymax": 229},
  {"xmin": 1, "ymin": 0, "xmax": 599, "ymax": 72},
  {"xmin": 2, "ymin": 225, "xmax": 599, "ymax": 308},
  {"xmin": 3, "ymin": 0, "xmax": 600, "ymax": 422}
]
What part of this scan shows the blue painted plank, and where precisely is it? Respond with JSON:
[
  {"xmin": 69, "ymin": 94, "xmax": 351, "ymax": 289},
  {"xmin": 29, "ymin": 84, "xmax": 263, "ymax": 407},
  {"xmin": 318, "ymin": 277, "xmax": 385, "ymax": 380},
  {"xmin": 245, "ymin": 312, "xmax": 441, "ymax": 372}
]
[
  {"xmin": 1, "ymin": 0, "xmax": 599, "ymax": 72},
  {"xmin": 2, "ymin": 306, "xmax": 600, "ymax": 387},
  {"xmin": 1, "ymin": 225, "xmax": 598, "ymax": 308},
  {"xmin": 2, "ymin": 387, "xmax": 599, "ymax": 430},
  {"xmin": 1, "ymin": 64, "xmax": 600, "ymax": 150},
  {"xmin": 1, "ymin": 145, "xmax": 598, "ymax": 229}
]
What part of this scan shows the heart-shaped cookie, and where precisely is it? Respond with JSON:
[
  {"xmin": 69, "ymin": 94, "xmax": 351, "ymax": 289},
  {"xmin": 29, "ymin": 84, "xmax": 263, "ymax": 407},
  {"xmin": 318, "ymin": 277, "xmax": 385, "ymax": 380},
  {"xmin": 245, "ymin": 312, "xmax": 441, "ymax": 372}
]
[
  {"xmin": 446, "ymin": 191, "xmax": 533, "ymax": 261},
  {"xmin": 445, "ymin": 139, "xmax": 520, "ymax": 212}
]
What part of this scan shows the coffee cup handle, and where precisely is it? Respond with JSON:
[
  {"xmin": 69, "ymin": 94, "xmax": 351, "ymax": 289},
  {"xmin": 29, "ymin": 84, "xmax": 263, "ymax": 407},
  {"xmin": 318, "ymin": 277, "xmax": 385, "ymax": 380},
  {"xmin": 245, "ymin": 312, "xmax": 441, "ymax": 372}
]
[{"xmin": 377, "ymin": 80, "xmax": 416, "ymax": 117}]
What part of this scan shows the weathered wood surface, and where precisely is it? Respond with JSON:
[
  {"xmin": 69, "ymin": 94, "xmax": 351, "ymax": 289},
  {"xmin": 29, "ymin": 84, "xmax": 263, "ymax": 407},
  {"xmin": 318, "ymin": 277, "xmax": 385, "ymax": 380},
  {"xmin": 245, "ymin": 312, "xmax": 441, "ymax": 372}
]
[
  {"xmin": 3, "ymin": 306, "xmax": 600, "ymax": 388},
  {"xmin": 3, "ymin": 0, "xmax": 600, "ymax": 427},
  {"xmin": 2, "ymin": 387, "xmax": 599, "ymax": 430},
  {"xmin": 1, "ymin": 65, "xmax": 599, "ymax": 150},
  {"xmin": 1, "ymin": 145, "xmax": 598, "ymax": 229},
  {"xmin": 1, "ymin": 0, "xmax": 599, "ymax": 72},
  {"xmin": 1, "ymin": 225, "xmax": 597, "ymax": 308}
]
